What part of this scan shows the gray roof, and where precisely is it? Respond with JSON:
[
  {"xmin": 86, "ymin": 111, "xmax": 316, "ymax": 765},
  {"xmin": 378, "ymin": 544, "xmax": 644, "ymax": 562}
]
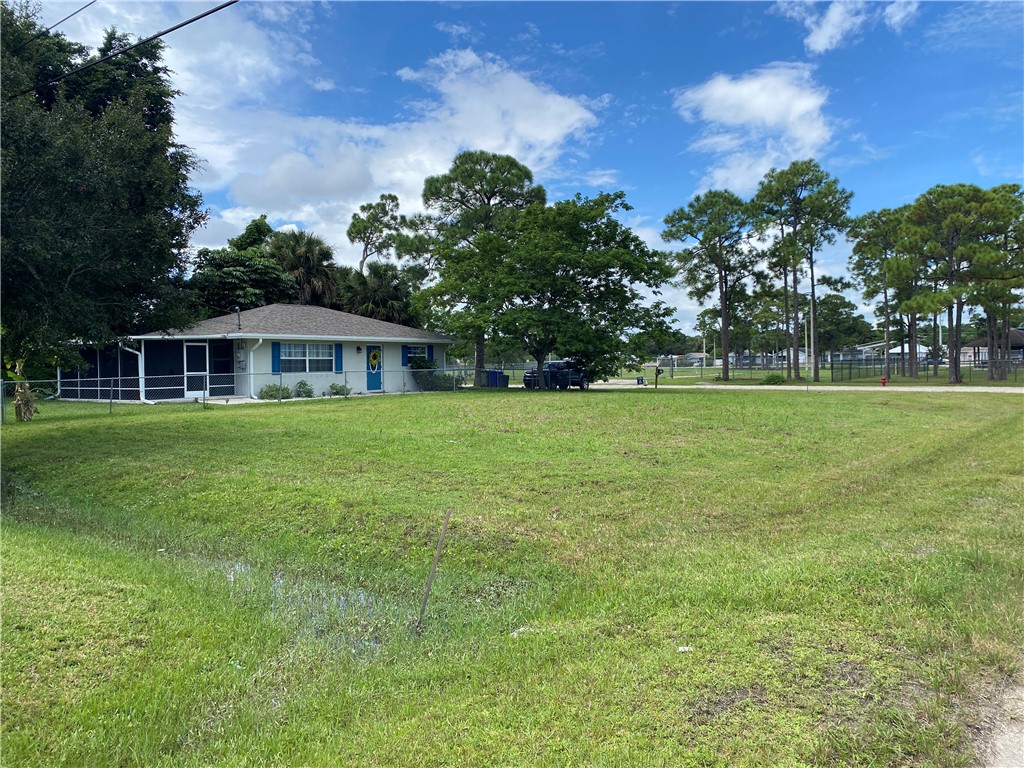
[
  {"xmin": 963, "ymin": 328, "xmax": 1024, "ymax": 349},
  {"xmin": 132, "ymin": 304, "xmax": 453, "ymax": 343}
]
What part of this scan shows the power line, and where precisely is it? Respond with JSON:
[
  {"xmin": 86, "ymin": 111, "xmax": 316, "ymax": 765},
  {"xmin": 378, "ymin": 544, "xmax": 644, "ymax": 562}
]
[
  {"xmin": 11, "ymin": 0, "xmax": 240, "ymax": 100},
  {"xmin": 10, "ymin": 0, "xmax": 97, "ymax": 54}
]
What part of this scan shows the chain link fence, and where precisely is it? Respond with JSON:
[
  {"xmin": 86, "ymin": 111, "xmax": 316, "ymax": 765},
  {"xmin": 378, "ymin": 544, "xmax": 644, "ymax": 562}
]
[{"xmin": 0, "ymin": 367, "xmax": 521, "ymax": 413}]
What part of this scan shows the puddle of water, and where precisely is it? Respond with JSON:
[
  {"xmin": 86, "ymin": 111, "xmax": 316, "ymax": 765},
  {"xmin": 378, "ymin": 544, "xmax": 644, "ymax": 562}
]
[{"xmin": 217, "ymin": 559, "xmax": 393, "ymax": 658}]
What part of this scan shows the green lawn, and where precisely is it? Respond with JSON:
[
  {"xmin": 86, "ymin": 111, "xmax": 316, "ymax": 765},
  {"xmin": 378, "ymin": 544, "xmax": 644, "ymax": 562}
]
[
  {"xmin": 633, "ymin": 365, "xmax": 1024, "ymax": 387},
  {"xmin": 3, "ymin": 390, "xmax": 1023, "ymax": 766}
]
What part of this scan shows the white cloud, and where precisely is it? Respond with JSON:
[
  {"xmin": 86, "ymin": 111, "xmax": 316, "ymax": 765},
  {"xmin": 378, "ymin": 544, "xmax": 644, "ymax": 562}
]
[
  {"xmin": 805, "ymin": 1, "xmax": 870, "ymax": 54},
  {"xmin": 42, "ymin": 4, "xmax": 604, "ymax": 264},
  {"xmin": 775, "ymin": 1, "xmax": 919, "ymax": 54},
  {"xmin": 516, "ymin": 22, "xmax": 541, "ymax": 42},
  {"xmin": 672, "ymin": 63, "xmax": 832, "ymax": 194},
  {"xmin": 883, "ymin": 1, "xmax": 919, "ymax": 32},
  {"xmin": 202, "ymin": 44, "xmax": 598, "ymax": 259},
  {"xmin": 924, "ymin": 1, "xmax": 1024, "ymax": 51},
  {"xmin": 309, "ymin": 78, "xmax": 336, "ymax": 92},
  {"xmin": 582, "ymin": 169, "xmax": 619, "ymax": 187},
  {"xmin": 971, "ymin": 149, "xmax": 1024, "ymax": 180},
  {"xmin": 434, "ymin": 22, "xmax": 472, "ymax": 40}
]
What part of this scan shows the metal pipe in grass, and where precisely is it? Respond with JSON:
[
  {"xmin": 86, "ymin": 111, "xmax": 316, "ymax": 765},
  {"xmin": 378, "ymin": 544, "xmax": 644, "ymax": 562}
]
[{"xmin": 416, "ymin": 508, "xmax": 453, "ymax": 635}]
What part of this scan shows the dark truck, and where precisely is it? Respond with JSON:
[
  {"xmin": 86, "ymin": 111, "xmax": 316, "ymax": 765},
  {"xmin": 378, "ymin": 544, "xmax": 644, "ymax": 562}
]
[{"xmin": 523, "ymin": 360, "xmax": 590, "ymax": 390}]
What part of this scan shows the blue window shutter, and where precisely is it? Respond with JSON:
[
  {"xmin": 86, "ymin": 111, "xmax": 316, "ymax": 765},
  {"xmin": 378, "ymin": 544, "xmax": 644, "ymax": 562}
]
[
  {"xmin": 401, "ymin": 345, "xmax": 409, "ymax": 366},
  {"xmin": 271, "ymin": 342, "xmax": 281, "ymax": 374},
  {"xmin": 334, "ymin": 343, "xmax": 343, "ymax": 373},
  {"xmin": 427, "ymin": 345, "xmax": 434, "ymax": 361}
]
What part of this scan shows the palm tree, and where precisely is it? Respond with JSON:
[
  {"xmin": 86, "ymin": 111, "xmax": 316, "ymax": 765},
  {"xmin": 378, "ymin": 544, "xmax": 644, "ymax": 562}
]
[
  {"xmin": 267, "ymin": 230, "xmax": 338, "ymax": 306},
  {"xmin": 336, "ymin": 261, "xmax": 420, "ymax": 326}
]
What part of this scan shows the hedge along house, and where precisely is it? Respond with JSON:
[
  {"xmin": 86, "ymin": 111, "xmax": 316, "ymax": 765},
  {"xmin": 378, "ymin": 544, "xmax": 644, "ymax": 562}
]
[{"xmin": 59, "ymin": 304, "xmax": 453, "ymax": 402}]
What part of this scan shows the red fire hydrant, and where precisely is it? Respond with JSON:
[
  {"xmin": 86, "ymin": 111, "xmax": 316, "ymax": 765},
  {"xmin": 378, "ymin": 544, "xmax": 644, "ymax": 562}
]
[{"xmin": 880, "ymin": 376, "xmax": 887, "ymax": 387}]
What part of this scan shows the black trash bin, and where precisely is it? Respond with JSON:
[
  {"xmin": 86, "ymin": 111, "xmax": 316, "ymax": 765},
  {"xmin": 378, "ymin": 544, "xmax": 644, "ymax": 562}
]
[{"xmin": 498, "ymin": 373, "xmax": 509, "ymax": 388}]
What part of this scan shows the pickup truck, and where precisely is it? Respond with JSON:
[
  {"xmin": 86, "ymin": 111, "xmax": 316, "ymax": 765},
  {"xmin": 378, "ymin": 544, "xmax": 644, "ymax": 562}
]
[{"xmin": 523, "ymin": 360, "xmax": 590, "ymax": 390}]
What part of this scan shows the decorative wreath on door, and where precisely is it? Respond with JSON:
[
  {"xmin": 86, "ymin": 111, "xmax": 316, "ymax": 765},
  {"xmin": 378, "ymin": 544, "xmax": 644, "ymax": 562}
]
[{"xmin": 368, "ymin": 348, "xmax": 381, "ymax": 372}]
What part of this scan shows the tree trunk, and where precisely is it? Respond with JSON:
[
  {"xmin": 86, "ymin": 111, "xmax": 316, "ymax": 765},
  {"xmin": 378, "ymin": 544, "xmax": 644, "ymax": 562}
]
[
  {"xmin": 948, "ymin": 302, "xmax": 963, "ymax": 384},
  {"xmin": 791, "ymin": 268, "xmax": 801, "ymax": 380},
  {"xmin": 999, "ymin": 309, "xmax": 1010, "ymax": 381},
  {"xmin": 908, "ymin": 313, "xmax": 918, "ymax": 378},
  {"xmin": 720, "ymin": 272, "xmax": 730, "ymax": 381},
  {"xmin": 882, "ymin": 281, "xmax": 891, "ymax": 379},
  {"xmin": 782, "ymin": 265, "xmax": 792, "ymax": 380},
  {"xmin": 808, "ymin": 249, "xmax": 819, "ymax": 382},
  {"xmin": 474, "ymin": 333, "xmax": 487, "ymax": 387},
  {"xmin": 986, "ymin": 312, "xmax": 997, "ymax": 381},
  {"xmin": 898, "ymin": 315, "xmax": 907, "ymax": 377}
]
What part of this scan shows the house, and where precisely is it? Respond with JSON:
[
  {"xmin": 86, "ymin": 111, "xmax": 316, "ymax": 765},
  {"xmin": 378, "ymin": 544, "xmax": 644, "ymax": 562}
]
[
  {"xmin": 961, "ymin": 328, "xmax": 1024, "ymax": 363},
  {"xmin": 59, "ymin": 304, "xmax": 453, "ymax": 401},
  {"xmin": 848, "ymin": 341, "xmax": 930, "ymax": 361}
]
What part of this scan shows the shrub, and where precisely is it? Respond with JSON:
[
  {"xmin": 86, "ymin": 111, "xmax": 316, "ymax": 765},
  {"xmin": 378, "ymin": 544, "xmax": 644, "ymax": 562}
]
[
  {"xmin": 258, "ymin": 384, "xmax": 291, "ymax": 400},
  {"xmin": 759, "ymin": 373, "xmax": 786, "ymax": 386},
  {"xmin": 409, "ymin": 355, "xmax": 458, "ymax": 392},
  {"xmin": 326, "ymin": 383, "xmax": 351, "ymax": 397},
  {"xmin": 293, "ymin": 380, "xmax": 315, "ymax": 398}
]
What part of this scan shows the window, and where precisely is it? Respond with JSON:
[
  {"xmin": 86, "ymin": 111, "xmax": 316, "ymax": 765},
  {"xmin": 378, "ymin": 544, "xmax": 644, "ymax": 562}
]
[
  {"xmin": 280, "ymin": 343, "xmax": 333, "ymax": 373},
  {"xmin": 406, "ymin": 345, "xmax": 426, "ymax": 361}
]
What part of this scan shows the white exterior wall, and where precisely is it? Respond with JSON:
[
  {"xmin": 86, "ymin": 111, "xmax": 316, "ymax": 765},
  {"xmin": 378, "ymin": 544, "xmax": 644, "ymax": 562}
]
[{"xmin": 245, "ymin": 339, "xmax": 447, "ymax": 398}]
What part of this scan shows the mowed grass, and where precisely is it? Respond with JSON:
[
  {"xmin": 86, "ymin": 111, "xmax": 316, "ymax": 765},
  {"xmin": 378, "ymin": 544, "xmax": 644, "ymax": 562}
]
[
  {"xmin": 2, "ymin": 389, "xmax": 1023, "ymax": 767},
  {"xmin": 634, "ymin": 366, "xmax": 1024, "ymax": 387}
]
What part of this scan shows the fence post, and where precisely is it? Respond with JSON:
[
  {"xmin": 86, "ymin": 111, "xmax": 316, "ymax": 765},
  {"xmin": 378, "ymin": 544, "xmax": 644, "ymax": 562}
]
[
  {"xmin": 1, "ymin": 380, "xmax": 6, "ymax": 425},
  {"xmin": 109, "ymin": 379, "xmax": 114, "ymax": 414},
  {"xmin": 278, "ymin": 372, "xmax": 283, "ymax": 402}
]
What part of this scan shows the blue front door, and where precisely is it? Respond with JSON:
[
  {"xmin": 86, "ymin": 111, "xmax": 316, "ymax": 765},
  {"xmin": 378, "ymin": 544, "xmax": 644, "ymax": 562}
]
[{"xmin": 366, "ymin": 345, "xmax": 382, "ymax": 391}]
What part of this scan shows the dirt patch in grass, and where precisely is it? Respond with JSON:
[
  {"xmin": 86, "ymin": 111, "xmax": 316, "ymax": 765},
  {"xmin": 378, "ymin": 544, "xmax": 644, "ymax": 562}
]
[
  {"xmin": 970, "ymin": 679, "xmax": 1024, "ymax": 768},
  {"xmin": 688, "ymin": 685, "xmax": 768, "ymax": 725}
]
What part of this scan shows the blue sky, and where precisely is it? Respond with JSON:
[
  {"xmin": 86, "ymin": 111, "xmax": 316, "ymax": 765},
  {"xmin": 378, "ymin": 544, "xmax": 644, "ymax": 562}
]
[{"xmin": 44, "ymin": 1, "xmax": 1024, "ymax": 331}]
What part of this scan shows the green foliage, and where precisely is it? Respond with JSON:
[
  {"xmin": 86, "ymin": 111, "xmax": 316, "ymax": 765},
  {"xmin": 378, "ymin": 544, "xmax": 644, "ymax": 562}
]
[
  {"xmin": 326, "ymin": 383, "xmax": 351, "ymax": 397},
  {"xmin": 189, "ymin": 247, "xmax": 297, "ymax": 315},
  {"xmin": 267, "ymin": 230, "xmax": 338, "ymax": 307},
  {"xmin": 335, "ymin": 261, "xmax": 421, "ymax": 326},
  {"xmin": 505, "ymin": 192, "xmax": 674, "ymax": 380},
  {"xmin": 347, "ymin": 194, "xmax": 401, "ymax": 273},
  {"xmin": 419, "ymin": 150, "xmax": 546, "ymax": 370},
  {"xmin": 816, "ymin": 293, "xmax": 873, "ymax": 353},
  {"xmin": 753, "ymin": 159, "xmax": 853, "ymax": 382},
  {"xmin": 758, "ymin": 373, "xmax": 786, "ymax": 385},
  {"xmin": 408, "ymin": 355, "xmax": 457, "ymax": 391},
  {"xmin": 257, "ymin": 384, "xmax": 291, "ymax": 400},
  {"xmin": 407, "ymin": 355, "xmax": 437, "ymax": 370},
  {"xmin": 663, "ymin": 189, "xmax": 757, "ymax": 380},
  {"xmin": 0, "ymin": 5, "xmax": 206, "ymax": 367},
  {"xmin": 227, "ymin": 214, "xmax": 273, "ymax": 252},
  {"xmin": 899, "ymin": 183, "xmax": 1024, "ymax": 382},
  {"xmin": 293, "ymin": 380, "xmax": 315, "ymax": 399}
]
